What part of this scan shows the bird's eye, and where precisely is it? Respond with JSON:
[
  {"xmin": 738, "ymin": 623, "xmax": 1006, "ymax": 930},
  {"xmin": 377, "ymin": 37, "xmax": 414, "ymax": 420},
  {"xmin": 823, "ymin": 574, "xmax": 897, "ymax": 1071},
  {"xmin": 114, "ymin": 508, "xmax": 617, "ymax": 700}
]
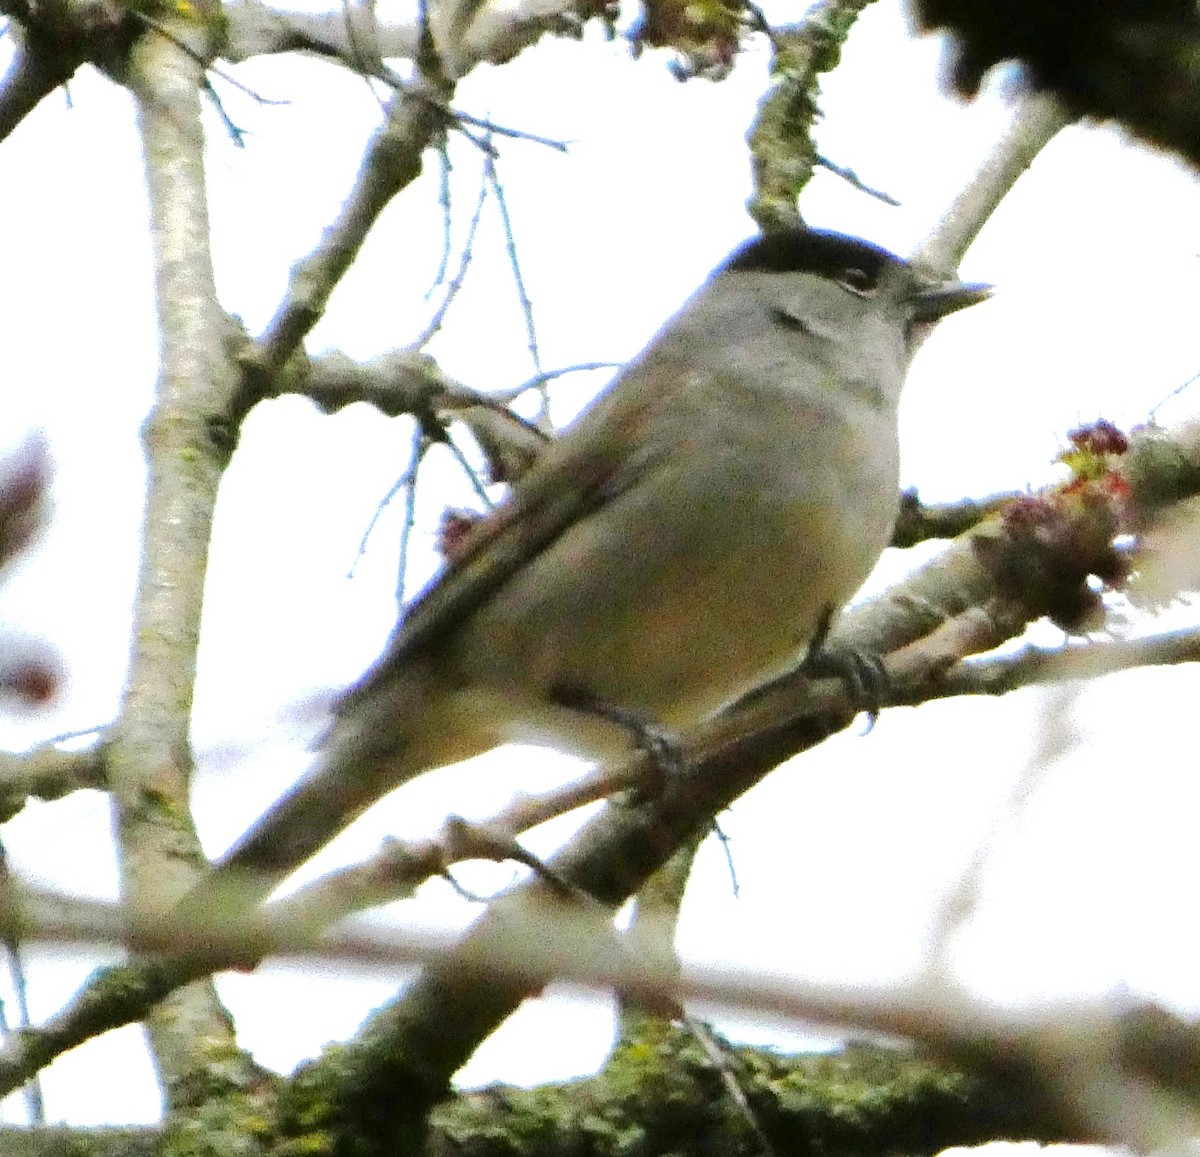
[{"xmin": 837, "ymin": 266, "xmax": 877, "ymax": 296}]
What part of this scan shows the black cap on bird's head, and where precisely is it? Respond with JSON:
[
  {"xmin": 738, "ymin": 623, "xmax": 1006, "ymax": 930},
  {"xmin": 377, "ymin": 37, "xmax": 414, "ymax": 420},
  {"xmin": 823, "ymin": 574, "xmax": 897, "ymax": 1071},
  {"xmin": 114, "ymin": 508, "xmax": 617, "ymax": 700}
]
[
  {"xmin": 726, "ymin": 227, "xmax": 991, "ymax": 323},
  {"xmin": 726, "ymin": 227, "xmax": 896, "ymax": 279}
]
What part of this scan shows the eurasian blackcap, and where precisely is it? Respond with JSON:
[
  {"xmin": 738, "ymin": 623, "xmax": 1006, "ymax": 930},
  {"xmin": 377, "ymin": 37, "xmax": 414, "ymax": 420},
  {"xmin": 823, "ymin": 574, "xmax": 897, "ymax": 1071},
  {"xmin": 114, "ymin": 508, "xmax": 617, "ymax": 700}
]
[{"xmin": 210, "ymin": 227, "xmax": 989, "ymax": 897}]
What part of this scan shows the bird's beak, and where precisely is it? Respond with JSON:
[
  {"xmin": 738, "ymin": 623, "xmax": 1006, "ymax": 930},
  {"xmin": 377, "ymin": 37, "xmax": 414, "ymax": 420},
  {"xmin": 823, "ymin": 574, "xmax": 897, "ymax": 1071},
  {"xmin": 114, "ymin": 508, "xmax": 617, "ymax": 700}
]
[{"xmin": 908, "ymin": 280, "xmax": 992, "ymax": 322}]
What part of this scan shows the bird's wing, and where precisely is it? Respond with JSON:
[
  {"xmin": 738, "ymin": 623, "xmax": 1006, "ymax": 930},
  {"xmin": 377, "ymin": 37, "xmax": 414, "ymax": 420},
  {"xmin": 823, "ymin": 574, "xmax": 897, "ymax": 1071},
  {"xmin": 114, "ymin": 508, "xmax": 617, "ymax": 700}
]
[{"xmin": 344, "ymin": 356, "xmax": 689, "ymax": 703}]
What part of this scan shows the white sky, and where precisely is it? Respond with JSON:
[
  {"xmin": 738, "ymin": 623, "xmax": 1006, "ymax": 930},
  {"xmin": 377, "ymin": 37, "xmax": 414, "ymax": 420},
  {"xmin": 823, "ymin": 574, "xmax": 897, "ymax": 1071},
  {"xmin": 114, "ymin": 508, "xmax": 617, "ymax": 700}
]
[{"xmin": 1, "ymin": 0, "xmax": 1200, "ymax": 1130}]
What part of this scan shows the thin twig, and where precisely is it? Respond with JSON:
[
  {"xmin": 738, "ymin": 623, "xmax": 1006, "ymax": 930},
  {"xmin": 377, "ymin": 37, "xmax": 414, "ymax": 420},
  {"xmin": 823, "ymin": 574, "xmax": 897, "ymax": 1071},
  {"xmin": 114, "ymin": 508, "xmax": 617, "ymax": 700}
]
[
  {"xmin": 815, "ymin": 154, "xmax": 900, "ymax": 205},
  {"xmin": 1149, "ymin": 365, "xmax": 1200, "ymax": 421},
  {"xmin": 448, "ymin": 105, "xmax": 568, "ymax": 151},
  {"xmin": 349, "ymin": 428, "xmax": 428, "ymax": 579},
  {"xmin": 491, "ymin": 361, "xmax": 621, "ymax": 403},
  {"xmin": 484, "ymin": 149, "xmax": 545, "ymax": 411},
  {"xmin": 685, "ymin": 1015, "xmax": 779, "ymax": 1157},
  {"xmin": 202, "ymin": 77, "xmax": 248, "ymax": 146},
  {"xmin": 38, "ymin": 724, "xmax": 108, "ymax": 746},
  {"xmin": 397, "ymin": 428, "xmax": 426, "ymax": 600},
  {"xmin": 411, "ymin": 152, "xmax": 490, "ymax": 348},
  {"xmin": 373, "ymin": 55, "xmax": 568, "ymax": 151},
  {"xmin": 442, "ymin": 430, "xmax": 496, "ymax": 508},
  {"xmin": 712, "ymin": 820, "xmax": 739, "ymax": 899},
  {"xmin": 427, "ymin": 137, "xmax": 455, "ymax": 297}
]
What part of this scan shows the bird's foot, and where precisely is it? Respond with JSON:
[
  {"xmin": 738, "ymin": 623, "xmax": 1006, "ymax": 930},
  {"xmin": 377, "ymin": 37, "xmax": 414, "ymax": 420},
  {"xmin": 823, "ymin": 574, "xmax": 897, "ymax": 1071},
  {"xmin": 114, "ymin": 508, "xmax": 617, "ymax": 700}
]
[{"xmin": 802, "ymin": 606, "xmax": 888, "ymax": 730}]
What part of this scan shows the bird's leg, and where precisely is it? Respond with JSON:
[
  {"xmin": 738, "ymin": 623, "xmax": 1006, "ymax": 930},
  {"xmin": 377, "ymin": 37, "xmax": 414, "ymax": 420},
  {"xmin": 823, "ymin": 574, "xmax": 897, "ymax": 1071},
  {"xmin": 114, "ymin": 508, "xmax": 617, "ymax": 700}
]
[{"xmin": 550, "ymin": 681, "xmax": 683, "ymax": 794}]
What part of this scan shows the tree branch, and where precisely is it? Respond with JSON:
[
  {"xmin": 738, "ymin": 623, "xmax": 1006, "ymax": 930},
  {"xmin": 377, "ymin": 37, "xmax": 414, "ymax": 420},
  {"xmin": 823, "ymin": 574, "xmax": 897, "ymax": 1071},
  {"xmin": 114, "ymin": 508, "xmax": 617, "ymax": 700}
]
[
  {"xmin": 0, "ymin": 745, "xmax": 106, "ymax": 824},
  {"xmin": 235, "ymin": 78, "xmax": 449, "ymax": 404},
  {"xmin": 746, "ymin": 0, "xmax": 875, "ymax": 232},
  {"xmin": 11, "ymin": 407, "xmax": 1200, "ymax": 1091},
  {"xmin": 120, "ymin": 12, "xmax": 255, "ymax": 1095},
  {"xmin": 912, "ymin": 90, "xmax": 1072, "ymax": 276}
]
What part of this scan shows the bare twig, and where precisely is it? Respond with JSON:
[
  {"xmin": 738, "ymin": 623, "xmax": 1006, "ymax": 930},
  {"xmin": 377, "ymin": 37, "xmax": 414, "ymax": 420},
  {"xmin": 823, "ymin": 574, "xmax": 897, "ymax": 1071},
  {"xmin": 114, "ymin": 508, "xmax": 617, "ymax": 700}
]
[
  {"xmin": 396, "ymin": 427, "xmax": 428, "ymax": 600},
  {"xmin": 427, "ymin": 135, "xmax": 455, "ymax": 296},
  {"xmin": 815, "ymin": 154, "xmax": 900, "ymax": 205},
  {"xmin": 1149, "ymin": 365, "xmax": 1200, "ymax": 421},
  {"xmin": 490, "ymin": 361, "xmax": 621, "ymax": 403},
  {"xmin": 484, "ymin": 149, "xmax": 545, "ymax": 408},
  {"xmin": 440, "ymin": 430, "xmax": 495, "ymax": 508},
  {"xmin": 349, "ymin": 425, "xmax": 429, "ymax": 583},
  {"xmin": 410, "ymin": 151, "xmax": 490, "ymax": 348}
]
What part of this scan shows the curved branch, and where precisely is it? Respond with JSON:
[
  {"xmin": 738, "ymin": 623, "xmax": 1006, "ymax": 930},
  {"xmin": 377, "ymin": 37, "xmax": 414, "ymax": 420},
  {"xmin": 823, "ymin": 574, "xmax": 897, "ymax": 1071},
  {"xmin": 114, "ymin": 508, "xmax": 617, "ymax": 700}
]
[
  {"xmin": 912, "ymin": 90, "xmax": 1072, "ymax": 276},
  {"xmin": 8, "ymin": 410, "xmax": 1200, "ymax": 1102}
]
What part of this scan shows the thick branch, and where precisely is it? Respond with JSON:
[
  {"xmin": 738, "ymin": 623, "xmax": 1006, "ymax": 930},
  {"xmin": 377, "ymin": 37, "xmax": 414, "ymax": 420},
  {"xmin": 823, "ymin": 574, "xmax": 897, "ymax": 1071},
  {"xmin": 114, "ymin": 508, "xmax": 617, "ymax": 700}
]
[
  {"xmin": 221, "ymin": 0, "xmax": 420, "ymax": 66},
  {"xmin": 223, "ymin": 0, "xmax": 599, "ymax": 78},
  {"xmin": 121, "ymin": 16, "xmax": 250, "ymax": 1093},
  {"xmin": 279, "ymin": 348, "xmax": 550, "ymax": 478},
  {"xmin": 912, "ymin": 91, "xmax": 1071, "ymax": 276}
]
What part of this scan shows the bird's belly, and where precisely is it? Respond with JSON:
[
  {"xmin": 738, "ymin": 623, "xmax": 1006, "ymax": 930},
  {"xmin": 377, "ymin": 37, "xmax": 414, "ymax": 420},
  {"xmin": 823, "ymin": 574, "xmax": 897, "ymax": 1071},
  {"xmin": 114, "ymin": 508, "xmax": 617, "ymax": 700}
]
[{"xmin": 451, "ymin": 443, "xmax": 898, "ymax": 746}]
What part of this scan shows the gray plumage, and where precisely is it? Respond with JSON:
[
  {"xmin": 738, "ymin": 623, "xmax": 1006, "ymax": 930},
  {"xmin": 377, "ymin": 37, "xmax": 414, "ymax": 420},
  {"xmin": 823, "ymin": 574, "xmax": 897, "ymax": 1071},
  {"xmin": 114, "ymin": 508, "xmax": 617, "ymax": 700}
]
[{"xmin": 207, "ymin": 228, "xmax": 988, "ymax": 898}]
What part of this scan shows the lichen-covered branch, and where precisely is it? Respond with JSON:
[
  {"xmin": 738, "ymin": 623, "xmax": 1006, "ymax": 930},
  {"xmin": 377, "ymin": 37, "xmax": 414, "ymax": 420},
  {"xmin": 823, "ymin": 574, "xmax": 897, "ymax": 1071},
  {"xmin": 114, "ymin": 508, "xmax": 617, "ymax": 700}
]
[
  {"xmin": 746, "ymin": 0, "xmax": 875, "ymax": 232},
  {"xmin": 0, "ymin": 1031, "xmax": 1106, "ymax": 1157},
  {"xmin": 432, "ymin": 1032, "xmax": 1078, "ymax": 1157}
]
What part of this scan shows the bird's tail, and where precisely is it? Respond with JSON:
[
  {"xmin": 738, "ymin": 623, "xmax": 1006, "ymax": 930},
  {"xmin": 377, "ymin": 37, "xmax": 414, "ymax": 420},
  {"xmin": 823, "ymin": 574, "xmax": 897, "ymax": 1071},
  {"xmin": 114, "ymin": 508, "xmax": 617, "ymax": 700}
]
[{"xmin": 180, "ymin": 655, "xmax": 479, "ymax": 924}]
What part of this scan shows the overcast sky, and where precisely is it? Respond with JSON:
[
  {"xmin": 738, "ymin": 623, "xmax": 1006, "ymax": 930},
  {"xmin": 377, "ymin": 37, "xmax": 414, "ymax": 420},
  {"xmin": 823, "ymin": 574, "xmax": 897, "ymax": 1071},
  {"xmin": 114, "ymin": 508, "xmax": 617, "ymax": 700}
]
[{"xmin": 1, "ymin": 0, "xmax": 1200, "ymax": 1128}]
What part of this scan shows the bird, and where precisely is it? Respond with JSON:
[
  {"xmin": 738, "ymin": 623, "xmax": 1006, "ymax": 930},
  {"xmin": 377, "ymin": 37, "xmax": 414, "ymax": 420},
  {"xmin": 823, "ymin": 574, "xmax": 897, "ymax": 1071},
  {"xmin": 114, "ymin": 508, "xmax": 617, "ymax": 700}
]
[{"xmin": 205, "ymin": 226, "xmax": 989, "ymax": 906}]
